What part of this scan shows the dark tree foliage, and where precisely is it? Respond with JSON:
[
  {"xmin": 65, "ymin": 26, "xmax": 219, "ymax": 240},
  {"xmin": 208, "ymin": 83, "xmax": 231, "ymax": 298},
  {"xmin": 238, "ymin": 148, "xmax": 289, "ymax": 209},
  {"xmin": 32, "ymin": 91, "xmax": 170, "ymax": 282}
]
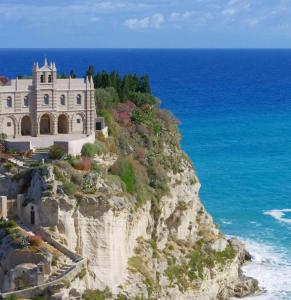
[
  {"xmin": 86, "ymin": 66, "xmax": 152, "ymax": 101},
  {"xmin": 69, "ymin": 69, "xmax": 76, "ymax": 78}
]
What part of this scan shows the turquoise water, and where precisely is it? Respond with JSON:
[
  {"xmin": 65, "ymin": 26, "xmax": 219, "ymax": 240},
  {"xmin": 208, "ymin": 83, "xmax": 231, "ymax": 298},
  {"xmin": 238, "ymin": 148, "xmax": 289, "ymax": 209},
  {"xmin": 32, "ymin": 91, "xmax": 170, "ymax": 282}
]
[{"xmin": 1, "ymin": 49, "xmax": 291, "ymax": 298}]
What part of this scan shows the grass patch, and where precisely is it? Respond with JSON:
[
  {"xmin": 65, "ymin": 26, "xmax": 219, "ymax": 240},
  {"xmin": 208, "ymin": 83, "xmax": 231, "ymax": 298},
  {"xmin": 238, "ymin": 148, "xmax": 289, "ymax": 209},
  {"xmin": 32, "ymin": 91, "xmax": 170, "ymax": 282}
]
[{"xmin": 63, "ymin": 181, "xmax": 77, "ymax": 196}]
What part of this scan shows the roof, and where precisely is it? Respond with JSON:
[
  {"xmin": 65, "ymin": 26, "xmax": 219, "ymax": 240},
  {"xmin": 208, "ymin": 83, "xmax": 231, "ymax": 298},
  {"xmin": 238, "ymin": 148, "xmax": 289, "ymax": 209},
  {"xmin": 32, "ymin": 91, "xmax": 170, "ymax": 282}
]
[{"xmin": 0, "ymin": 76, "xmax": 10, "ymax": 86}]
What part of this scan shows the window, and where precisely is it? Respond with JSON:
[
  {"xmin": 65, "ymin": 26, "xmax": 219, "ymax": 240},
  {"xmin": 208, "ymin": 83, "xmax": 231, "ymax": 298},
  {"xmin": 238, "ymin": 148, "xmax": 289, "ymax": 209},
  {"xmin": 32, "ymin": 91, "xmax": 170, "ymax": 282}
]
[
  {"xmin": 40, "ymin": 74, "xmax": 44, "ymax": 83},
  {"xmin": 76, "ymin": 94, "xmax": 82, "ymax": 105},
  {"xmin": 77, "ymin": 119, "xmax": 81, "ymax": 124},
  {"xmin": 6, "ymin": 96, "xmax": 12, "ymax": 108},
  {"xmin": 48, "ymin": 75, "xmax": 52, "ymax": 83},
  {"xmin": 44, "ymin": 94, "xmax": 49, "ymax": 105},
  {"xmin": 7, "ymin": 122, "xmax": 11, "ymax": 127},
  {"xmin": 60, "ymin": 95, "xmax": 66, "ymax": 105},
  {"xmin": 24, "ymin": 96, "xmax": 29, "ymax": 107}
]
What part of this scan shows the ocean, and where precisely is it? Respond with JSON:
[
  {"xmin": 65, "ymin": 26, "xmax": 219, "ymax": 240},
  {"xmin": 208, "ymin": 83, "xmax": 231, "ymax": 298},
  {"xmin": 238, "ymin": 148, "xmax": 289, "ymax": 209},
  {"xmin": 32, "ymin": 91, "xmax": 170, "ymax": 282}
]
[{"xmin": 1, "ymin": 49, "xmax": 291, "ymax": 299}]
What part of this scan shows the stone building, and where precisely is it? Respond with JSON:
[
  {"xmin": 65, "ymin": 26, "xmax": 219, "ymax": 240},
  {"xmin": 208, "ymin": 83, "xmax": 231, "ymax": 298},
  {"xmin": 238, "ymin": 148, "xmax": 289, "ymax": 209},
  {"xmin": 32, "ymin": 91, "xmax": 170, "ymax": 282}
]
[{"xmin": 0, "ymin": 59, "xmax": 96, "ymax": 138}]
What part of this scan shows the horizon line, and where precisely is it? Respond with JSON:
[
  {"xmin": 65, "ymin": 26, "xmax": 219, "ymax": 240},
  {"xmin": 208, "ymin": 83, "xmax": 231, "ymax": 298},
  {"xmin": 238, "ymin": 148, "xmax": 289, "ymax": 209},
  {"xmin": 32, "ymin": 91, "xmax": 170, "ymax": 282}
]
[{"xmin": 1, "ymin": 47, "xmax": 291, "ymax": 50}]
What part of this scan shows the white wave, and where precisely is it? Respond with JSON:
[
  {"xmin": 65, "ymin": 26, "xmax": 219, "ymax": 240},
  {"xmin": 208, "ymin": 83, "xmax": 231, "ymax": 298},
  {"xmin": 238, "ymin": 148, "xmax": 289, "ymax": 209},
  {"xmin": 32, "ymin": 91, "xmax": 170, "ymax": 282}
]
[
  {"xmin": 221, "ymin": 219, "xmax": 232, "ymax": 225},
  {"xmin": 264, "ymin": 209, "xmax": 291, "ymax": 224},
  {"xmin": 239, "ymin": 238, "xmax": 291, "ymax": 300}
]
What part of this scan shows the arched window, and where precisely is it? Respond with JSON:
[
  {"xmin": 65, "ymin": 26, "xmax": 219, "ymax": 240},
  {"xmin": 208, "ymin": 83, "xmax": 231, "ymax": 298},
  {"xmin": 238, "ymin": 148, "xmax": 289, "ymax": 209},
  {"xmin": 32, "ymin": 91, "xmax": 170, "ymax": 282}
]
[
  {"xmin": 60, "ymin": 95, "xmax": 66, "ymax": 106},
  {"xmin": 24, "ymin": 96, "xmax": 29, "ymax": 107},
  {"xmin": 44, "ymin": 94, "xmax": 49, "ymax": 105},
  {"xmin": 6, "ymin": 96, "xmax": 12, "ymax": 108},
  {"xmin": 40, "ymin": 74, "xmax": 44, "ymax": 83},
  {"xmin": 76, "ymin": 94, "xmax": 82, "ymax": 105},
  {"xmin": 48, "ymin": 75, "xmax": 52, "ymax": 83}
]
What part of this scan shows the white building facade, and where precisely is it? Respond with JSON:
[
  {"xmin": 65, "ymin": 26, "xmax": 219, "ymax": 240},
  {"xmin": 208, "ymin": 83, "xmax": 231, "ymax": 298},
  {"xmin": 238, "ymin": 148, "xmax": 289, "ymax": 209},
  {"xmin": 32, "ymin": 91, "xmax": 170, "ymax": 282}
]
[{"xmin": 0, "ymin": 60, "xmax": 96, "ymax": 138}]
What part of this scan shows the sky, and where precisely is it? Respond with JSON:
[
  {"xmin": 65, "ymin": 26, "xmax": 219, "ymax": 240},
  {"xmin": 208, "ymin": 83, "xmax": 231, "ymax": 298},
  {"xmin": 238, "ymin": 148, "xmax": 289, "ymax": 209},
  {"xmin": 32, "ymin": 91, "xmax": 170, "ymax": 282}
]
[{"xmin": 1, "ymin": 0, "xmax": 291, "ymax": 48}]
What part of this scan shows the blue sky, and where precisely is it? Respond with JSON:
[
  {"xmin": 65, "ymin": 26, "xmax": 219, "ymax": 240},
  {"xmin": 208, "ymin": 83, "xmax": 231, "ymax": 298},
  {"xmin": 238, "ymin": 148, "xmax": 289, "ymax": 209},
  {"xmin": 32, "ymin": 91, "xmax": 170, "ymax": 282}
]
[{"xmin": 1, "ymin": 0, "xmax": 291, "ymax": 48}]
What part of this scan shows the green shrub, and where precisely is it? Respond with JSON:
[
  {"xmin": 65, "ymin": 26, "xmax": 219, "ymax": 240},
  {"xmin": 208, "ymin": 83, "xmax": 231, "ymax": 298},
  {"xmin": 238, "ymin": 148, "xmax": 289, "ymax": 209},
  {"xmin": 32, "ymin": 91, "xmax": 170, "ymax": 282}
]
[
  {"xmin": 165, "ymin": 263, "xmax": 189, "ymax": 291},
  {"xmin": 95, "ymin": 87, "xmax": 120, "ymax": 110},
  {"xmin": 4, "ymin": 162, "xmax": 14, "ymax": 171},
  {"xmin": 32, "ymin": 296, "xmax": 45, "ymax": 300},
  {"xmin": 63, "ymin": 181, "xmax": 77, "ymax": 196},
  {"xmin": 111, "ymin": 157, "xmax": 150, "ymax": 207},
  {"xmin": 99, "ymin": 110, "xmax": 120, "ymax": 140},
  {"xmin": 131, "ymin": 107, "xmax": 161, "ymax": 135},
  {"xmin": 48, "ymin": 145, "xmax": 65, "ymax": 160},
  {"xmin": 4, "ymin": 295, "xmax": 18, "ymax": 300},
  {"xmin": 129, "ymin": 92, "xmax": 156, "ymax": 107},
  {"xmin": 6, "ymin": 220, "xmax": 17, "ymax": 228},
  {"xmin": 30, "ymin": 161, "xmax": 42, "ymax": 168},
  {"xmin": 83, "ymin": 287, "xmax": 112, "ymax": 300},
  {"xmin": 0, "ymin": 133, "xmax": 7, "ymax": 142},
  {"xmin": 81, "ymin": 143, "xmax": 98, "ymax": 158},
  {"xmin": 78, "ymin": 267, "xmax": 87, "ymax": 279},
  {"xmin": 52, "ymin": 255, "xmax": 59, "ymax": 267},
  {"xmin": 53, "ymin": 166, "xmax": 66, "ymax": 182},
  {"xmin": 0, "ymin": 219, "xmax": 17, "ymax": 229},
  {"xmin": 115, "ymin": 160, "xmax": 134, "ymax": 192}
]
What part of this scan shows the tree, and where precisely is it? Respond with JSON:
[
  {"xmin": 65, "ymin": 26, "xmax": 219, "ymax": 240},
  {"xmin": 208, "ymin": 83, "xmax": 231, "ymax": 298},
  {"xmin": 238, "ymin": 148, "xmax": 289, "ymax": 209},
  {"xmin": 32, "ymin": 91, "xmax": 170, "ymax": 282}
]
[
  {"xmin": 70, "ymin": 69, "xmax": 76, "ymax": 78},
  {"xmin": 86, "ymin": 65, "xmax": 96, "ymax": 79},
  {"xmin": 95, "ymin": 87, "xmax": 120, "ymax": 111},
  {"xmin": 138, "ymin": 75, "xmax": 151, "ymax": 94}
]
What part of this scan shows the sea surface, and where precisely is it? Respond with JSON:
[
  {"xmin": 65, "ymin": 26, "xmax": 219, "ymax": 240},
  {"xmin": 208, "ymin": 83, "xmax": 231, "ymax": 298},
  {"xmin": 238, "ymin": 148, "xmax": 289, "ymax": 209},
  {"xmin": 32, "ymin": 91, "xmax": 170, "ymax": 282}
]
[{"xmin": 1, "ymin": 49, "xmax": 291, "ymax": 299}]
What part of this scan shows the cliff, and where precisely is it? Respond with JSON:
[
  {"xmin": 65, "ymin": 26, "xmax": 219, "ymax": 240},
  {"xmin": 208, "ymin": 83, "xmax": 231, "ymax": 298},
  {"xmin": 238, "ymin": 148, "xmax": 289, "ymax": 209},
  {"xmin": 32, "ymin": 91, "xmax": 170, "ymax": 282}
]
[{"xmin": 0, "ymin": 98, "xmax": 259, "ymax": 299}]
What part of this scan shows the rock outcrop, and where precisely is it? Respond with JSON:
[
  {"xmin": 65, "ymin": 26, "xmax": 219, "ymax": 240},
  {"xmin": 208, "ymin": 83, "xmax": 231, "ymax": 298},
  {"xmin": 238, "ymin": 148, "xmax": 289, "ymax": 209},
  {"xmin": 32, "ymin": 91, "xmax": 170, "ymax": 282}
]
[
  {"xmin": 0, "ymin": 101, "xmax": 259, "ymax": 299},
  {"xmin": 21, "ymin": 155, "xmax": 258, "ymax": 299}
]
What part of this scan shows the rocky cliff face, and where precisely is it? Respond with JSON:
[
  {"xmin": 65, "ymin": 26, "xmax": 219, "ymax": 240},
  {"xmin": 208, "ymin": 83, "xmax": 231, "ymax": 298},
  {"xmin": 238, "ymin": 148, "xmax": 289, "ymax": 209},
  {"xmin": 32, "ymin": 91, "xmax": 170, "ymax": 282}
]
[
  {"xmin": 24, "ymin": 154, "xmax": 258, "ymax": 299},
  {"xmin": 12, "ymin": 102, "xmax": 259, "ymax": 299}
]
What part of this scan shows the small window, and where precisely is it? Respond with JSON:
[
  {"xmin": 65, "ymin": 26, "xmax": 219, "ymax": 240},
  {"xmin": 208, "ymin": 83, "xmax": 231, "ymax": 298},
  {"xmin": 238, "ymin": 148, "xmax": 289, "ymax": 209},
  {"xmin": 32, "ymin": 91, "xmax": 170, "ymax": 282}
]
[
  {"xmin": 77, "ymin": 119, "xmax": 81, "ymax": 124},
  {"xmin": 76, "ymin": 94, "xmax": 82, "ymax": 105},
  {"xmin": 24, "ymin": 96, "xmax": 29, "ymax": 107},
  {"xmin": 7, "ymin": 122, "xmax": 11, "ymax": 127},
  {"xmin": 60, "ymin": 95, "xmax": 66, "ymax": 105},
  {"xmin": 6, "ymin": 96, "xmax": 12, "ymax": 108},
  {"xmin": 44, "ymin": 94, "xmax": 49, "ymax": 105},
  {"xmin": 40, "ymin": 74, "xmax": 44, "ymax": 83},
  {"xmin": 48, "ymin": 75, "xmax": 52, "ymax": 83}
]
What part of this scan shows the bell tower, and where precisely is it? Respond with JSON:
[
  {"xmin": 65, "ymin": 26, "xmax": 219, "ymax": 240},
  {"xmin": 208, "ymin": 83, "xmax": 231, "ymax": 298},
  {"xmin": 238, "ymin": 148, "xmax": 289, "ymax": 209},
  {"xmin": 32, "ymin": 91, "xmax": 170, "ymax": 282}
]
[{"xmin": 32, "ymin": 58, "xmax": 57, "ymax": 87}]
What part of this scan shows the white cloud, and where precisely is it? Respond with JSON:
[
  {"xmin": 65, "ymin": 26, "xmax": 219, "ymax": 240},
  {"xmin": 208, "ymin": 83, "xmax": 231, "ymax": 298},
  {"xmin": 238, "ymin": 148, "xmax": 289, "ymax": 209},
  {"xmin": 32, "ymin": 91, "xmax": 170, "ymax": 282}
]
[
  {"xmin": 124, "ymin": 13, "xmax": 164, "ymax": 29},
  {"xmin": 124, "ymin": 17, "xmax": 150, "ymax": 29},
  {"xmin": 151, "ymin": 13, "xmax": 165, "ymax": 28},
  {"xmin": 169, "ymin": 11, "xmax": 193, "ymax": 22}
]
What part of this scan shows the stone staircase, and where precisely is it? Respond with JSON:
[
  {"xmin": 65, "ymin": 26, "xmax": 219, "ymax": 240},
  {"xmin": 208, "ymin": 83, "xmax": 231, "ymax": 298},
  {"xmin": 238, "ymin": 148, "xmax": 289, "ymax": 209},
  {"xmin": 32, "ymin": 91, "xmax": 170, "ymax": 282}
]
[
  {"xmin": 23, "ymin": 148, "xmax": 49, "ymax": 166},
  {"xmin": 1, "ymin": 222, "xmax": 87, "ymax": 299},
  {"xmin": 18, "ymin": 223, "xmax": 78, "ymax": 282}
]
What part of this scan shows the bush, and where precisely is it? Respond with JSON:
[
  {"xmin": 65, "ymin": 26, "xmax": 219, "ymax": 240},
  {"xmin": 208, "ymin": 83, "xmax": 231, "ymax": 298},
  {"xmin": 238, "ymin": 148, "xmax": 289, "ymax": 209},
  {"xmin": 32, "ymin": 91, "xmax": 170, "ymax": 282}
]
[
  {"xmin": 99, "ymin": 110, "xmax": 120, "ymax": 141},
  {"xmin": 111, "ymin": 157, "xmax": 150, "ymax": 206},
  {"xmin": 78, "ymin": 267, "xmax": 87, "ymax": 279},
  {"xmin": 4, "ymin": 162, "xmax": 14, "ymax": 171},
  {"xmin": 63, "ymin": 181, "xmax": 77, "ymax": 196},
  {"xmin": 48, "ymin": 145, "xmax": 65, "ymax": 160},
  {"xmin": 0, "ymin": 219, "xmax": 17, "ymax": 229},
  {"xmin": 129, "ymin": 92, "xmax": 156, "ymax": 107},
  {"xmin": 73, "ymin": 158, "xmax": 92, "ymax": 171},
  {"xmin": 83, "ymin": 287, "xmax": 112, "ymax": 300},
  {"xmin": 81, "ymin": 143, "xmax": 98, "ymax": 158},
  {"xmin": 113, "ymin": 159, "xmax": 135, "ymax": 192},
  {"xmin": 95, "ymin": 87, "xmax": 120, "ymax": 111},
  {"xmin": 28, "ymin": 235, "xmax": 43, "ymax": 247},
  {"xmin": 0, "ymin": 133, "xmax": 7, "ymax": 142},
  {"xmin": 4, "ymin": 295, "xmax": 18, "ymax": 300}
]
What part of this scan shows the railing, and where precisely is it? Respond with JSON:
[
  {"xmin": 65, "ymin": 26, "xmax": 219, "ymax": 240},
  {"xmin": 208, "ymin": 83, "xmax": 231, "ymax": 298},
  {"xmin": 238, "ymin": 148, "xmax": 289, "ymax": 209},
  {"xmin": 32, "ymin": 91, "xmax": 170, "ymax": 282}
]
[{"xmin": 0, "ymin": 224, "xmax": 86, "ymax": 299}]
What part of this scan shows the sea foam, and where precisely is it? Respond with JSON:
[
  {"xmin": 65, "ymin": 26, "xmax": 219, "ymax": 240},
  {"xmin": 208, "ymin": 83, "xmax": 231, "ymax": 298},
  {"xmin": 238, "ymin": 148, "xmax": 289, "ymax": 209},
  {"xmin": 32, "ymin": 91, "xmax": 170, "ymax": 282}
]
[
  {"xmin": 240, "ymin": 238, "xmax": 291, "ymax": 300},
  {"xmin": 264, "ymin": 209, "xmax": 291, "ymax": 224}
]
